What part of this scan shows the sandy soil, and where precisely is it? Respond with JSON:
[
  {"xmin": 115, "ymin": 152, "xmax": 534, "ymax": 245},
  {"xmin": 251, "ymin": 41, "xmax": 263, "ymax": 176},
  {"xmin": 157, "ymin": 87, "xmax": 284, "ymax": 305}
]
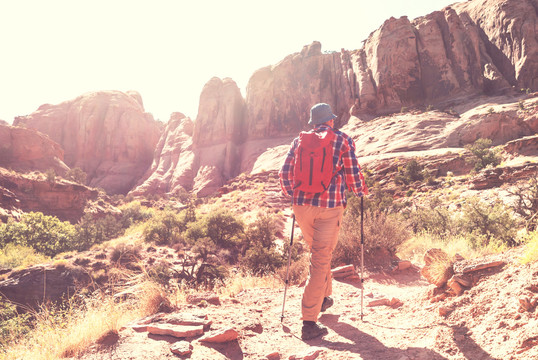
[{"xmin": 75, "ymin": 247, "xmax": 538, "ymax": 360}]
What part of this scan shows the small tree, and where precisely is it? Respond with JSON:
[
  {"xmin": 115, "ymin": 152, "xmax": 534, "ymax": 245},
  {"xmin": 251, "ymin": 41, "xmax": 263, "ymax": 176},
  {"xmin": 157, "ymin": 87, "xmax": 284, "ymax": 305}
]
[
  {"xmin": 465, "ymin": 138, "xmax": 501, "ymax": 171},
  {"xmin": 65, "ymin": 167, "xmax": 87, "ymax": 185}
]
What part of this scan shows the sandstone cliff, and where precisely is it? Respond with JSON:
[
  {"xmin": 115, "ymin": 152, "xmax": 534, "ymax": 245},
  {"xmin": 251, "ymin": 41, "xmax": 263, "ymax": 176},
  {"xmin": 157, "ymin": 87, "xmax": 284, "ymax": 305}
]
[
  {"xmin": 132, "ymin": 0, "xmax": 538, "ymax": 198},
  {"xmin": 13, "ymin": 91, "xmax": 162, "ymax": 195},
  {"xmin": 132, "ymin": 78, "xmax": 247, "ymax": 197},
  {"xmin": 0, "ymin": 124, "xmax": 69, "ymax": 175},
  {"xmin": 246, "ymin": 0, "xmax": 537, "ymax": 133}
]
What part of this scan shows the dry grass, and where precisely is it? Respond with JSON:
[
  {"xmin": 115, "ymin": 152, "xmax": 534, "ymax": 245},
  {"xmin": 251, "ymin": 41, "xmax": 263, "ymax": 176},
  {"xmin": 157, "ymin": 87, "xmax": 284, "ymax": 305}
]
[
  {"xmin": 521, "ymin": 231, "xmax": 538, "ymax": 264},
  {"xmin": 397, "ymin": 232, "xmax": 505, "ymax": 266},
  {"xmin": 215, "ymin": 271, "xmax": 282, "ymax": 298},
  {"xmin": 1, "ymin": 279, "xmax": 166, "ymax": 360}
]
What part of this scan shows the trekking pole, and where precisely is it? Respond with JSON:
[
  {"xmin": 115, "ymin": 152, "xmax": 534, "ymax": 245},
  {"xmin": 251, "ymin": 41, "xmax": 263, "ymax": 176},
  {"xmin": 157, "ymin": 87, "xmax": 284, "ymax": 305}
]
[
  {"xmin": 360, "ymin": 196, "xmax": 365, "ymax": 321},
  {"xmin": 281, "ymin": 212, "xmax": 295, "ymax": 322}
]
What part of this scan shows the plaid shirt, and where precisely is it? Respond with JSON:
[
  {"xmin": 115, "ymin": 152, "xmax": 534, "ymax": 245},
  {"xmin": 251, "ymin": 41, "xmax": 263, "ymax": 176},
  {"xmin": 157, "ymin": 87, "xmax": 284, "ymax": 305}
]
[{"xmin": 279, "ymin": 124, "xmax": 368, "ymax": 208}]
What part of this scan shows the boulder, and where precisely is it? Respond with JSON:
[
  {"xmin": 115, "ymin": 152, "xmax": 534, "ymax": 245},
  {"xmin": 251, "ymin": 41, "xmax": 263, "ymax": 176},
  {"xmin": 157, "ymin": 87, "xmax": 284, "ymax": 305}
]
[
  {"xmin": 0, "ymin": 264, "xmax": 92, "ymax": 309},
  {"xmin": 13, "ymin": 91, "xmax": 162, "ymax": 195}
]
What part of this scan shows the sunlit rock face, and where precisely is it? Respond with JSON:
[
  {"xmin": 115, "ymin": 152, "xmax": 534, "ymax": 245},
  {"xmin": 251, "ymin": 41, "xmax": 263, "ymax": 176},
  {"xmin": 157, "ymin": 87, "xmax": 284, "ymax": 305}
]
[{"xmin": 14, "ymin": 90, "xmax": 162, "ymax": 194}]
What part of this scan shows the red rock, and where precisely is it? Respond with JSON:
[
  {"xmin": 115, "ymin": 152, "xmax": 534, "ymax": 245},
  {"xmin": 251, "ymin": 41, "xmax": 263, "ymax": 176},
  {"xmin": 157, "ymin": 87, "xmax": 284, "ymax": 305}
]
[
  {"xmin": 170, "ymin": 341, "xmax": 193, "ymax": 356},
  {"xmin": 146, "ymin": 324, "xmax": 204, "ymax": 338},
  {"xmin": 199, "ymin": 328, "xmax": 239, "ymax": 343},
  {"xmin": 13, "ymin": 91, "xmax": 162, "ymax": 195},
  {"xmin": 0, "ymin": 124, "xmax": 69, "ymax": 175}
]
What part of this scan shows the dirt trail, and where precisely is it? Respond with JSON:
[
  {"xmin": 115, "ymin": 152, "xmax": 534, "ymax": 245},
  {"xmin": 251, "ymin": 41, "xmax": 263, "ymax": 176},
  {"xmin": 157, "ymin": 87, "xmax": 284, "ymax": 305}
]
[{"xmin": 77, "ymin": 250, "xmax": 538, "ymax": 360}]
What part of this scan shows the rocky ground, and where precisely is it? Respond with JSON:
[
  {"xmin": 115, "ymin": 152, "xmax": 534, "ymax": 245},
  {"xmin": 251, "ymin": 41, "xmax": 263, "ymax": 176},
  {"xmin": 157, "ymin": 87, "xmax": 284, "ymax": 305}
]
[{"xmin": 72, "ymin": 247, "xmax": 538, "ymax": 360}]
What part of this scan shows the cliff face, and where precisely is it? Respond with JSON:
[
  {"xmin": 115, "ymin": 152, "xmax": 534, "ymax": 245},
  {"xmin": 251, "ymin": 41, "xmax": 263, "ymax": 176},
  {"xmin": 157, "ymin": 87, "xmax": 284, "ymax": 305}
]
[
  {"xmin": 13, "ymin": 91, "xmax": 162, "ymax": 195},
  {"xmin": 131, "ymin": 0, "xmax": 538, "ymax": 198},
  {"xmin": 0, "ymin": 124, "xmax": 69, "ymax": 175},
  {"xmin": 132, "ymin": 78, "xmax": 247, "ymax": 197}
]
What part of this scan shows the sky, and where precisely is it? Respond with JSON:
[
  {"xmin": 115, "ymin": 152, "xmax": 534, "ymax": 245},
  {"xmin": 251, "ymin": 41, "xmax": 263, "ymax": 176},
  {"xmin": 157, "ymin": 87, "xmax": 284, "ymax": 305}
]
[{"xmin": 0, "ymin": 0, "xmax": 456, "ymax": 123}]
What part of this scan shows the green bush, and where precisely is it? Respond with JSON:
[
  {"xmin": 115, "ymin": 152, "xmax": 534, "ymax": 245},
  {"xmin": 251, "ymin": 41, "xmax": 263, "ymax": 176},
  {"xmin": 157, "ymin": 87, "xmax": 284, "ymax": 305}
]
[
  {"xmin": 204, "ymin": 210, "xmax": 244, "ymax": 249},
  {"xmin": 119, "ymin": 201, "xmax": 153, "ymax": 228},
  {"xmin": 75, "ymin": 214, "xmax": 124, "ymax": 250},
  {"xmin": 394, "ymin": 159, "xmax": 425, "ymax": 185},
  {"xmin": 508, "ymin": 173, "xmax": 538, "ymax": 230},
  {"xmin": 465, "ymin": 138, "xmax": 501, "ymax": 171},
  {"xmin": 459, "ymin": 197, "xmax": 519, "ymax": 247},
  {"xmin": 0, "ymin": 243, "xmax": 50, "ymax": 269},
  {"xmin": 240, "ymin": 213, "xmax": 284, "ymax": 275},
  {"xmin": 143, "ymin": 210, "xmax": 186, "ymax": 245},
  {"xmin": 0, "ymin": 299, "xmax": 32, "ymax": 351},
  {"xmin": 0, "ymin": 212, "xmax": 77, "ymax": 257},
  {"xmin": 406, "ymin": 197, "xmax": 457, "ymax": 236},
  {"xmin": 65, "ymin": 167, "xmax": 87, "ymax": 185}
]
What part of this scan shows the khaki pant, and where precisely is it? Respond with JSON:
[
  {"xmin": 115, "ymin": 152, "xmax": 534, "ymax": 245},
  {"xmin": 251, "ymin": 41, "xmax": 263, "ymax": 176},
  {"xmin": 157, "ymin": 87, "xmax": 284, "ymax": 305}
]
[{"xmin": 293, "ymin": 205, "xmax": 344, "ymax": 322}]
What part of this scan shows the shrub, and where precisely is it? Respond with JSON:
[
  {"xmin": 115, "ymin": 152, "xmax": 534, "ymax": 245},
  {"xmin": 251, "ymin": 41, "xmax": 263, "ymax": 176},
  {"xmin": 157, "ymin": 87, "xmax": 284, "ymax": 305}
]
[
  {"xmin": 0, "ymin": 212, "xmax": 78, "ymax": 257},
  {"xmin": 459, "ymin": 197, "xmax": 519, "ymax": 247},
  {"xmin": 0, "ymin": 243, "xmax": 50, "ymax": 269},
  {"xmin": 119, "ymin": 201, "xmax": 153, "ymax": 228},
  {"xmin": 109, "ymin": 243, "xmax": 142, "ymax": 266},
  {"xmin": 406, "ymin": 197, "xmax": 457, "ymax": 236},
  {"xmin": 45, "ymin": 168, "xmax": 56, "ymax": 183},
  {"xmin": 394, "ymin": 159, "xmax": 425, "ymax": 185},
  {"xmin": 65, "ymin": 167, "xmax": 87, "ymax": 185},
  {"xmin": 521, "ymin": 231, "xmax": 538, "ymax": 264},
  {"xmin": 333, "ymin": 197, "xmax": 411, "ymax": 267},
  {"xmin": 204, "ymin": 209, "xmax": 244, "ymax": 249},
  {"xmin": 0, "ymin": 299, "xmax": 32, "ymax": 351},
  {"xmin": 464, "ymin": 138, "xmax": 501, "ymax": 171},
  {"xmin": 508, "ymin": 173, "xmax": 538, "ymax": 230},
  {"xmin": 143, "ymin": 210, "xmax": 186, "ymax": 245},
  {"xmin": 75, "ymin": 214, "xmax": 124, "ymax": 250}
]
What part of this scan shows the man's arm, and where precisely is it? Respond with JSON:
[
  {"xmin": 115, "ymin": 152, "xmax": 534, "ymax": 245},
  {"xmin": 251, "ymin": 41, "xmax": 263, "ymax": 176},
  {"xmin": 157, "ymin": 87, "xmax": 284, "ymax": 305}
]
[
  {"xmin": 341, "ymin": 136, "xmax": 368, "ymax": 196},
  {"xmin": 279, "ymin": 140, "xmax": 298, "ymax": 197}
]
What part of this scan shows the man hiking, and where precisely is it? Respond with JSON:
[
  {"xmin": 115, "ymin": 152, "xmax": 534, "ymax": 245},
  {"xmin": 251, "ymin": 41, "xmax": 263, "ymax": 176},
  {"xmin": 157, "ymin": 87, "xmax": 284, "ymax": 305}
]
[{"xmin": 279, "ymin": 102, "xmax": 368, "ymax": 340}]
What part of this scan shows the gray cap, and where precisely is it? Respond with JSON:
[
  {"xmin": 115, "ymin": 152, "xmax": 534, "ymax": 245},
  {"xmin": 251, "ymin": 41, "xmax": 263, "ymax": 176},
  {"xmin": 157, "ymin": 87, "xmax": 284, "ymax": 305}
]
[{"xmin": 308, "ymin": 103, "xmax": 337, "ymax": 125}]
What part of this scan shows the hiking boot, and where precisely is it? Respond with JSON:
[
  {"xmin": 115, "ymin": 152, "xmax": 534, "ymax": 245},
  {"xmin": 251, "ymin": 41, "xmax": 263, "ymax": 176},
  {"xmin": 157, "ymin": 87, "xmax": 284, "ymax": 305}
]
[
  {"xmin": 301, "ymin": 321, "xmax": 328, "ymax": 340},
  {"xmin": 321, "ymin": 296, "xmax": 334, "ymax": 312}
]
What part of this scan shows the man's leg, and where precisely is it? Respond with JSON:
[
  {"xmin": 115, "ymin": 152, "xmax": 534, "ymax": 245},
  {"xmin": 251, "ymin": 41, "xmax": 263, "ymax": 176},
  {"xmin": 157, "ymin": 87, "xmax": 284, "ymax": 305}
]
[{"xmin": 293, "ymin": 205, "xmax": 344, "ymax": 322}]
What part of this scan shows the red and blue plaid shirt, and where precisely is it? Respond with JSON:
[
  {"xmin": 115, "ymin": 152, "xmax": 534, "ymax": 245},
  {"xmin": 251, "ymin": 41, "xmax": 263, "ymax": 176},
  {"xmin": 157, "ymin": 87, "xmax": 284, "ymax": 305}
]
[{"xmin": 279, "ymin": 124, "xmax": 368, "ymax": 208}]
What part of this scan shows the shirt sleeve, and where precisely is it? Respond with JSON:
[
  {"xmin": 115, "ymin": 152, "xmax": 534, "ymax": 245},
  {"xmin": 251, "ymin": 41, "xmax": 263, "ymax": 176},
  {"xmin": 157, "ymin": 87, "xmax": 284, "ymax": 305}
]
[
  {"xmin": 341, "ymin": 135, "xmax": 369, "ymax": 196},
  {"xmin": 279, "ymin": 138, "xmax": 298, "ymax": 197}
]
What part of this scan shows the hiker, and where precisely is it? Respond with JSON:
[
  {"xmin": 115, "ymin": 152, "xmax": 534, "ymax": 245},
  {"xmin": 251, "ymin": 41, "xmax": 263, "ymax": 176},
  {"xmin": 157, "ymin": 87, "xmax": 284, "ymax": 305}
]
[{"xmin": 279, "ymin": 102, "xmax": 368, "ymax": 340}]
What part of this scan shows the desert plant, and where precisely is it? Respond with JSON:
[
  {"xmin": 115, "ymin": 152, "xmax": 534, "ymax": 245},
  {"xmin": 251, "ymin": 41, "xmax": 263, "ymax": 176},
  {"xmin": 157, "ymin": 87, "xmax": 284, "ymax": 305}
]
[
  {"xmin": 45, "ymin": 168, "xmax": 56, "ymax": 183},
  {"xmin": 65, "ymin": 167, "xmax": 87, "ymax": 185},
  {"xmin": 0, "ymin": 212, "xmax": 78, "ymax": 257},
  {"xmin": 406, "ymin": 197, "xmax": 457, "ymax": 236},
  {"xmin": 459, "ymin": 197, "xmax": 519, "ymax": 247},
  {"xmin": 118, "ymin": 201, "xmax": 153, "ymax": 228},
  {"xmin": 521, "ymin": 231, "xmax": 538, "ymax": 264},
  {"xmin": 143, "ymin": 210, "xmax": 186, "ymax": 245},
  {"xmin": 464, "ymin": 138, "xmax": 501, "ymax": 171},
  {"xmin": 508, "ymin": 173, "xmax": 538, "ymax": 230},
  {"xmin": 0, "ymin": 243, "xmax": 50, "ymax": 269},
  {"xmin": 333, "ymin": 197, "xmax": 411, "ymax": 268},
  {"xmin": 75, "ymin": 214, "xmax": 124, "ymax": 250},
  {"xmin": 0, "ymin": 299, "xmax": 32, "ymax": 351}
]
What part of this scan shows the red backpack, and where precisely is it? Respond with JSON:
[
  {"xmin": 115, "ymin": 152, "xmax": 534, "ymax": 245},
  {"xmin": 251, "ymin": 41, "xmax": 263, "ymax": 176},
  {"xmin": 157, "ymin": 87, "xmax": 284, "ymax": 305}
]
[{"xmin": 292, "ymin": 129, "xmax": 338, "ymax": 193}]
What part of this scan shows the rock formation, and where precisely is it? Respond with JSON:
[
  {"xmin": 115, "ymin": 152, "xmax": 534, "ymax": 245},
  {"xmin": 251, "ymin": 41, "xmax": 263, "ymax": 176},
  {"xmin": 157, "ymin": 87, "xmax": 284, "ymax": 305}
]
[
  {"xmin": 0, "ymin": 167, "xmax": 100, "ymax": 223},
  {"xmin": 246, "ymin": 0, "xmax": 537, "ymax": 136},
  {"xmin": 132, "ymin": 78, "xmax": 246, "ymax": 197},
  {"xmin": 13, "ymin": 91, "xmax": 162, "ymax": 195},
  {"xmin": 0, "ymin": 123, "xmax": 69, "ymax": 175},
  {"xmin": 130, "ymin": 112, "xmax": 195, "ymax": 196}
]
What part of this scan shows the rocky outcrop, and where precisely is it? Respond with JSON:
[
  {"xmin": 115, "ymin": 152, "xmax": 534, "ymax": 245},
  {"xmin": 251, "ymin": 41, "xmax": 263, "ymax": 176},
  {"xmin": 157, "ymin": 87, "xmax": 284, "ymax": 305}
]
[
  {"xmin": 246, "ymin": 42, "xmax": 356, "ymax": 138},
  {"xmin": 132, "ymin": 78, "xmax": 246, "ymax": 197},
  {"xmin": 130, "ymin": 113, "xmax": 195, "ymax": 196},
  {"xmin": 0, "ymin": 167, "xmax": 99, "ymax": 223},
  {"xmin": 453, "ymin": 0, "xmax": 538, "ymax": 91},
  {"xmin": 245, "ymin": 0, "xmax": 537, "ymax": 137},
  {"xmin": 0, "ymin": 264, "xmax": 92, "ymax": 309},
  {"xmin": 13, "ymin": 91, "xmax": 162, "ymax": 195},
  {"xmin": 0, "ymin": 124, "xmax": 69, "ymax": 174}
]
